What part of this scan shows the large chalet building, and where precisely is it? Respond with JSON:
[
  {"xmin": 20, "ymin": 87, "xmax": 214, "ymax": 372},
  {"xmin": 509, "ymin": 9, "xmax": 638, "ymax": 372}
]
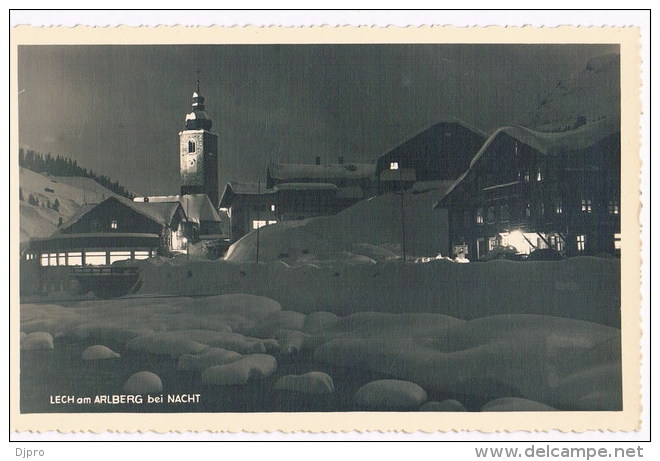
[{"xmin": 435, "ymin": 117, "xmax": 621, "ymax": 260}]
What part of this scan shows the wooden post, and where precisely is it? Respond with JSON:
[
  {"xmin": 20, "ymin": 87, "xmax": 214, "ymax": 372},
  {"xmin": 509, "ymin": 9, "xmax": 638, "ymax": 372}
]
[
  {"xmin": 256, "ymin": 181, "xmax": 261, "ymax": 263},
  {"xmin": 399, "ymin": 165, "xmax": 406, "ymax": 263}
]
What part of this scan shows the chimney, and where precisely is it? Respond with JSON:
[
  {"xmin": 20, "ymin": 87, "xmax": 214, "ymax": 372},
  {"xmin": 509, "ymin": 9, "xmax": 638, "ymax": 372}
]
[
  {"xmin": 315, "ymin": 156, "xmax": 321, "ymax": 165},
  {"xmin": 338, "ymin": 156, "xmax": 344, "ymax": 164}
]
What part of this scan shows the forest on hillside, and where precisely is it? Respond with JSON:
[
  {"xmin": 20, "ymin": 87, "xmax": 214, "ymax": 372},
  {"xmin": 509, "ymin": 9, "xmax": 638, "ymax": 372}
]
[{"xmin": 19, "ymin": 148, "xmax": 134, "ymax": 199}]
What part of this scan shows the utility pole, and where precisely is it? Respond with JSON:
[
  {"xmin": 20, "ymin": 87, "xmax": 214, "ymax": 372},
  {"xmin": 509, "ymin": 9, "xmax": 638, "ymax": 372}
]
[
  {"xmin": 256, "ymin": 181, "xmax": 261, "ymax": 264},
  {"xmin": 399, "ymin": 164, "xmax": 406, "ymax": 263}
]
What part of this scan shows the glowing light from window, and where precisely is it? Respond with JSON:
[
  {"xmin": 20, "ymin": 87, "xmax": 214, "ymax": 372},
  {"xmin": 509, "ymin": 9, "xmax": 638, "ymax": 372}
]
[{"xmin": 389, "ymin": 162, "xmax": 399, "ymax": 170}]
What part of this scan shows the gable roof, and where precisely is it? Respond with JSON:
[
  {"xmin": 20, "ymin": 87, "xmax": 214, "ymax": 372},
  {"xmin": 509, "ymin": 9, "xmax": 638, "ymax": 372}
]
[
  {"xmin": 434, "ymin": 116, "xmax": 621, "ymax": 209},
  {"xmin": 219, "ymin": 182, "xmax": 276, "ymax": 208},
  {"xmin": 59, "ymin": 196, "xmax": 183, "ymax": 231},
  {"xmin": 137, "ymin": 194, "xmax": 222, "ymax": 224}
]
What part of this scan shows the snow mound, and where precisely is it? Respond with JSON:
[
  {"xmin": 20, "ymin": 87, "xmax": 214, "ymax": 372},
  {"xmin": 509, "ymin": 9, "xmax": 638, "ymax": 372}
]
[
  {"xmin": 420, "ymin": 400, "xmax": 467, "ymax": 412},
  {"xmin": 481, "ymin": 397, "xmax": 557, "ymax": 412},
  {"xmin": 123, "ymin": 371, "xmax": 163, "ymax": 394},
  {"xmin": 82, "ymin": 345, "xmax": 120, "ymax": 361},
  {"xmin": 126, "ymin": 333, "xmax": 208, "ymax": 359},
  {"xmin": 224, "ymin": 188, "xmax": 449, "ymax": 265},
  {"xmin": 205, "ymin": 332, "xmax": 268, "ymax": 354},
  {"xmin": 200, "ymin": 354, "xmax": 277, "ymax": 386},
  {"xmin": 355, "ymin": 380, "xmax": 428, "ymax": 410},
  {"xmin": 248, "ymin": 311, "xmax": 307, "ymax": 338},
  {"xmin": 20, "ymin": 332, "xmax": 54, "ymax": 351},
  {"xmin": 177, "ymin": 348, "xmax": 243, "ymax": 372},
  {"xmin": 274, "ymin": 330, "xmax": 316, "ymax": 355},
  {"xmin": 314, "ymin": 313, "xmax": 621, "ymax": 411},
  {"xmin": 274, "ymin": 372, "xmax": 335, "ymax": 394},
  {"xmin": 302, "ymin": 311, "xmax": 339, "ymax": 335},
  {"xmin": 71, "ymin": 324, "xmax": 154, "ymax": 344}
]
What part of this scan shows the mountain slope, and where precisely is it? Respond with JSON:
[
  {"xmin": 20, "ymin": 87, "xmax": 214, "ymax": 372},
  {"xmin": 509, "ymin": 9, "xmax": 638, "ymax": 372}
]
[
  {"xmin": 522, "ymin": 53, "xmax": 620, "ymax": 132},
  {"xmin": 19, "ymin": 167, "xmax": 122, "ymax": 244}
]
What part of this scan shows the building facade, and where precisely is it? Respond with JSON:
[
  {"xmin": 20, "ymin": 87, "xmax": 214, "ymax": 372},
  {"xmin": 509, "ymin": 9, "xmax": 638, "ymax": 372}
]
[
  {"xmin": 436, "ymin": 118, "xmax": 621, "ymax": 260},
  {"xmin": 219, "ymin": 182, "xmax": 278, "ymax": 243}
]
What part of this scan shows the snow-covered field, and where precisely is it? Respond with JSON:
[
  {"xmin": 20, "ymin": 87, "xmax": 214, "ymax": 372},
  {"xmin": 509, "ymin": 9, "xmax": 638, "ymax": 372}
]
[{"xmin": 21, "ymin": 255, "xmax": 621, "ymax": 413}]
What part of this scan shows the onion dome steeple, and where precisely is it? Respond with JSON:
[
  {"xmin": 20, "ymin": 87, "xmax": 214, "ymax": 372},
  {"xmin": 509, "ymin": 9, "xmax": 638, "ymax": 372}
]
[{"xmin": 184, "ymin": 74, "xmax": 213, "ymax": 131}]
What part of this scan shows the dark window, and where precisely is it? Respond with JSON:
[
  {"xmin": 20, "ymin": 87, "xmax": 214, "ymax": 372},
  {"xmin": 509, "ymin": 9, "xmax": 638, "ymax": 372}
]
[{"xmin": 188, "ymin": 141, "xmax": 196, "ymax": 153}]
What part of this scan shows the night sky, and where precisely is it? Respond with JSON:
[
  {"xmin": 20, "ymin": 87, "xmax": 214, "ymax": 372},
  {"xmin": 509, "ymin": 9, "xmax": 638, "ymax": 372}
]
[{"xmin": 17, "ymin": 44, "xmax": 618, "ymax": 196}]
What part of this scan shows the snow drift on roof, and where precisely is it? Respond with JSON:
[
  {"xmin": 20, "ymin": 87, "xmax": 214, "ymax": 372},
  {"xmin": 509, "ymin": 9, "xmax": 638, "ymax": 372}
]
[
  {"xmin": 138, "ymin": 194, "xmax": 221, "ymax": 224},
  {"xmin": 223, "ymin": 182, "xmax": 276, "ymax": 196},
  {"xmin": 269, "ymin": 163, "xmax": 376, "ymax": 181},
  {"xmin": 274, "ymin": 183, "xmax": 338, "ymax": 191},
  {"xmin": 435, "ymin": 117, "xmax": 620, "ymax": 207}
]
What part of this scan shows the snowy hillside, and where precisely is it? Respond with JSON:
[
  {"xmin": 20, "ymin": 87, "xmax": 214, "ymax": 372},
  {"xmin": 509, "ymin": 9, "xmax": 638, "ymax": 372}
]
[
  {"xmin": 225, "ymin": 182, "xmax": 453, "ymax": 265},
  {"xmin": 19, "ymin": 167, "xmax": 122, "ymax": 244},
  {"xmin": 522, "ymin": 53, "xmax": 620, "ymax": 132}
]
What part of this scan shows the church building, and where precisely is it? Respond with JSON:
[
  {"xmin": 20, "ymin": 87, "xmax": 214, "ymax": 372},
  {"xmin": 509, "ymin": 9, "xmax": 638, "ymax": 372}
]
[{"xmin": 179, "ymin": 80, "xmax": 220, "ymax": 208}]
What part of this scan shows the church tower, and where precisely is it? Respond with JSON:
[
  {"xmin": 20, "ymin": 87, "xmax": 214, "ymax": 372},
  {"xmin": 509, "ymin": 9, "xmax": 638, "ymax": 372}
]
[{"xmin": 179, "ymin": 78, "xmax": 219, "ymax": 208}]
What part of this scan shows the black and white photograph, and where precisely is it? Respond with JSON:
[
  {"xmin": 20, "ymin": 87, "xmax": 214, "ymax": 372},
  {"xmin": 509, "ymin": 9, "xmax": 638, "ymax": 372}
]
[{"xmin": 10, "ymin": 22, "xmax": 643, "ymax": 436}]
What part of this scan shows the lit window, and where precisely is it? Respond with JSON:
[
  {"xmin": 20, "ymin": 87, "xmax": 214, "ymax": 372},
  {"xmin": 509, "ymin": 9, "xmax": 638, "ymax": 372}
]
[
  {"xmin": 614, "ymin": 233, "xmax": 622, "ymax": 250},
  {"xmin": 555, "ymin": 199, "xmax": 563, "ymax": 214},
  {"xmin": 188, "ymin": 141, "xmax": 196, "ymax": 153},
  {"xmin": 85, "ymin": 251, "xmax": 107, "ymax": 266},
  {"xmin": 57, "ymin": 253, "xmax": 66, "ymax": 266},
  {"xmin": 608, "ymin": 200, "xmax": 619, "ymax": 215},
  {"xmin": 268, "ymin": 220, "xmax": 277, "ymax": 225},
  {"xmin": 67, "ymin": 252, "xmax": 82, "ymax": 266},
  {"xmin": 577, "ymin": 234, "xmax": 586, "ymax": 252},
  {"xmin": 252, "ymin": 220, "xmax": 268, "ymax": 230},
  {"xmin": 476, "ymin": 208, "xmax": 484, "ymax": 224},
  {"xmin": 270, "ymin": 204, "xmax": 276, "ymax": 212},
  {"xmin": 49, "ymin": 253, "xmax": 57, "ymax": 266},
  {"xmin": 524, "ymin": 170, "xmax": 530, "ymax": 182},
  {"xmin": 40, "ymin": 254, "xmax": 49, "ymax": 267},
  {"xmin": 536, "ymin": 169, "xmax": 543, "ymax": 182},
  {"xmin": 581, "ymin": 198, "xmax": 592, "ymax": 213},
  {"xmin": 110, "ymin": 220, "xmax": 118, "ymax": 229},
  {"xmin": 389, "ymin": 162, "xmax": 399, "ymax": 170},
  {"xmin": 488, "ymin": 237, "xmax": 497, "ymax": 251},
  {"xmin": 134, "ymin": 251, "xmax": 150, "ymax": 260},
  {"xmin": 109, "ymin": 251, "xmax": 132, "ymax": 264}
]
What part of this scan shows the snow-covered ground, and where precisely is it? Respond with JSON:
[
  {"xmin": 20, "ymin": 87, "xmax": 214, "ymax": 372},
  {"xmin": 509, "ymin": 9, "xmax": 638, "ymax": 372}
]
[{"xmin": 21, "ymin": 287, "xmax": 621, "ymax": 411}]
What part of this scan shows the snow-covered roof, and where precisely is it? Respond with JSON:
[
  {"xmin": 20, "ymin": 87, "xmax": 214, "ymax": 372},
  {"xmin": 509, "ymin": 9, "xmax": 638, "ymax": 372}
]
[
  {"xmin": 223, "ymin": 181, "xmax": 276, "ymax": 196},
  {"xmin": 130, "ymin": 201, "xmax": 182, "ymax": 225},
  {"xmin": 434, "ymin": 117, "xmax": 620, "ymax": 208},
  {"xmin": 268, "ymin": 163, "xmax": 376, "ymax": 181},
  {"xmin": 136, "ymin": 194, "xmax": 222, "ymax": 224},
  {"xmin": 59, "ymin": 196, "xmax": 183, "ymax": 231},
  {"xmin": 274, "ymin": 183, "xmax": 338, "ymax": 191}
]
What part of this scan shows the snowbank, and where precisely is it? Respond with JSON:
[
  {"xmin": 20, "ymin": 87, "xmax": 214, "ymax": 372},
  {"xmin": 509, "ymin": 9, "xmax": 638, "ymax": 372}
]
[
  {"xmin": 200, "ymin": 354, "xmax": 277, "ymax": 385},
  {"xmin": 224, "ymin": 188, "xmax": 449, "ymax": 264},
  {"xmin": 82, "ymin": 345, "xmax": 120, "ymax": 360},
  {"xmin": 355, "ymin": 380, "xmax": 428, "ymax": 410},
  {"xmin": 133, "ymin": 256, "xmax": 620, "ymax": 328},
  {"xmin": 21, "ymin": 332, "xmax": 54, "ymax": 350},
  {"xmin": 123, "ymin": 371, "xmax": 163, "ymax": 394},
  {"xmin": 420, "ymin": 400, "xmax": 467, "ymax": 412},
  {"xmin": 274, "ymin": 372, "xmax": 335, "ymax": 394},
  {"xmin": 314, "ymin": 313, "xmax": 621, "ymax": 410},
  {"xmin": 177, "ymin": 348, "xmax": 242, "ymax": 372}
]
